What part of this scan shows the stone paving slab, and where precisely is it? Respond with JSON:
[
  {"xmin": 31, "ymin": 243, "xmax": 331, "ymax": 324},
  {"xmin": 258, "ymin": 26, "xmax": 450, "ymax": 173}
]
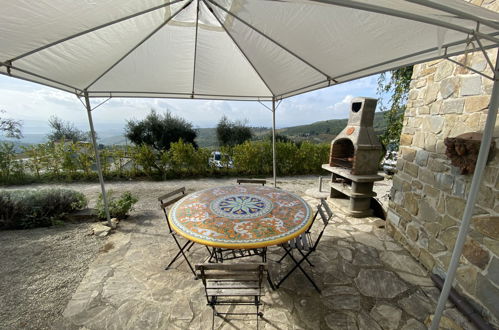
[{"xmin": 59, "ymin": 184, "xmax": 477, "ymax": 330}]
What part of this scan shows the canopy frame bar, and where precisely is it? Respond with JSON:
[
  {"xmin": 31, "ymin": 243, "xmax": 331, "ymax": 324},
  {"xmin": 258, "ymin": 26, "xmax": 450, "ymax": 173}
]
[
  {"xmin": 407, "ymin": 0, "xmax": 499, "ymax": 31},
  {"xmin": 272, "ymin": 98, "xmax": 277, "ymax": 188},
  {"xmin": 431, "ymin": 48, "xmax": 499, "ymax": 330},
  {"xmin": 8, "ymin": 0, "xmax": 186, "ymax": 63},
  {"xmin": 90, "ymin": 97, "xmax": 112, "ymax": 112},
  {"xmin": 258, "ymin": 99, "xmax": 282, "ymax": 111},
  {"xmin": 207, "ymin": 0, "xmax": 336, "ymax": 82},
  {"xmin": 442, "ymin": 34, "xmax": 496, "ymax": 80},
  {"xmin": 310, "ymin": 0, "xmax": 499, "ymax": 44},
  {"xmin": 445, "ymin": 57, "xmax": 494, "ymax": 80},
  {"xmin": 204, "ymin": 1, "xmax": 276, "ymax": 96},
  {"xmin": 83, "ymin": 91, "xmax": 111, "ymax": 226},
  {"xmin": 257, "ymin": 99, "xmax": 282, "ymax": 188},
  {"xmin": 191, "ymin": 0, "xmax": 200, "ymax": 98},
  {"xmin": 85, "ymin": 1, "xmax": 193, "ymax": 90},
  {"xmin": 475, "ymin": 33, "xmax": 496, "ymax": 73}
]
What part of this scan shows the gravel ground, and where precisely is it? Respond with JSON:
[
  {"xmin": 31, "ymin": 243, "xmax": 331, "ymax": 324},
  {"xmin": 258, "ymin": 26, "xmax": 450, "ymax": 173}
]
[
  {"xmin": 0, "ymin": 175, "xmax": 392, "ymax": 329},
  {"xmin": 0, "ymin": 222, "xmax": 103, "ymax": 330}
]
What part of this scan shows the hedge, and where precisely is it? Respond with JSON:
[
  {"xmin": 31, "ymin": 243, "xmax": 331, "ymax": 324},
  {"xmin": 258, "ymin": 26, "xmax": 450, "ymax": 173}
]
[{"xmin": 0, "ymin": 140, "xmax": 330, "ymax": 185}]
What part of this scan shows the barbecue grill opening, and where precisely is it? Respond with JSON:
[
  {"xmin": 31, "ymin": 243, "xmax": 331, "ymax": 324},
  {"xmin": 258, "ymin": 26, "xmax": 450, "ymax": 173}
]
[
  {"xmin": 330, "ymin": 138, "xmax": 355, "ymax": 168},
  {"xmin": 352, "ymin": 102, "xmax": 362, "ymax": 112}
]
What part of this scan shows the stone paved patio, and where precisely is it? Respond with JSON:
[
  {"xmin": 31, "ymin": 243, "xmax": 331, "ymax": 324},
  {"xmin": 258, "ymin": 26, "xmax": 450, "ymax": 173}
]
[{"xmin": 58, "ymin": 179, "xmax": 476, "ymax": 329}]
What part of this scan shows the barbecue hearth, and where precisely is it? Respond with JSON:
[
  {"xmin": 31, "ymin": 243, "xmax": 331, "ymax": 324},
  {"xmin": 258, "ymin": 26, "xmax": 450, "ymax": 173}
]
[{"xmin": 322, "ymin": 97, "xmax": 383, "ymax": 217}]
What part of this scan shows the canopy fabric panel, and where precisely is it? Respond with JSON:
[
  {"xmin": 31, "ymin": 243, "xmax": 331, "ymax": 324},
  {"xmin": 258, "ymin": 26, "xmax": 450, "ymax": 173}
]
[{"xmin": 1, "ymin": 0, "xmax": 498, "ymax": 101}]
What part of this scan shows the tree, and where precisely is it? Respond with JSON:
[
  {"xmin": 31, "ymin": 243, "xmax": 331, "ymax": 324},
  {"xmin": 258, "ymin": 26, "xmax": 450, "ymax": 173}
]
[
  {"xmin": 47, "ymin": 116, "xmax": 89, "ymax": 143},
  {"xmin": 0, "ymin": 110, "xmax": 22, "ymax": 139},
  {"xmin": 125, "ymin": 110, "xmax": 197, "ymax": 151},
  {"xmin": 216, "ymin": 116, "xmax": 253, "ymax": 147},
  {"xmin": 377, "ymin": 66, "xmax": 413, "ymax": 148}
]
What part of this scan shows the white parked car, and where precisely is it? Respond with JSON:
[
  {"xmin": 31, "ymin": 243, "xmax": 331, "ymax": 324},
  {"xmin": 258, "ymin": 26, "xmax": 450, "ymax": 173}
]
[
  {"xmin": 209, "ymin": 151, "xmax": 233, "ymax": 168},
  {"xmin": 381, "ymin": 143, "xmax": 398, "ymax": 175}
]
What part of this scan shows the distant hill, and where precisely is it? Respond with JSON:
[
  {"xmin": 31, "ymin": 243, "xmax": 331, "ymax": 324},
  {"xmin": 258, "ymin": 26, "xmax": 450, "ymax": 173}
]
[
  {"xmin": 195, "ymin": 111, "xmax": 387, "ymax": 148},
  {"xmin": 3, "ymin": 111, "xmax": 388, "ymax": 150},
  {"xmin": 279, "ymin": 111, "xmax": 386, "ymax": 136}
]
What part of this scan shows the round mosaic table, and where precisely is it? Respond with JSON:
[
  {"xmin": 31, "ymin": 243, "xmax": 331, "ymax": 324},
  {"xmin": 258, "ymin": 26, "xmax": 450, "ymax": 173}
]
[{"xmin": 169, "ymin": 185, "xmax": 313, "ymax": 249}]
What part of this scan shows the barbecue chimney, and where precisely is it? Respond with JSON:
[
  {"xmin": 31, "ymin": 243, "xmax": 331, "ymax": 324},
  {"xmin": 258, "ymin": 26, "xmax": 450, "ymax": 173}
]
[{"xmin": 322, "ymin": 97, "xmax": 384, "ymax": 218}]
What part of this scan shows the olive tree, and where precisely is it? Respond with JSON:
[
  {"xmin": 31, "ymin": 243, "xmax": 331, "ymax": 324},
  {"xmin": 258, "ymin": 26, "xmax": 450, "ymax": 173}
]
[
  {"xmin": 47, "ymin": 116, "xmax": 89, "ymax": 143},
  {"xmin": 0, "ymin": 110, "xmax": 22, "ymax": 139},
  {"xmin": 125, "ymin": 110, "xmax": 197, "ymax": 151},
  {"xmin": 216, "ymin": 116, "xmax": 253, "ymax": 147}
]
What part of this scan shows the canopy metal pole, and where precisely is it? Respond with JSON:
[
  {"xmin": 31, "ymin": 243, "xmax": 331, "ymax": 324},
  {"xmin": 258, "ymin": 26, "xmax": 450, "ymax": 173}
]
[
  {"xmin": 431, "ymin": 50, "xmax": 499, "ymax": 329},
  {"xmin": 83, "ymin": 91, "xmax": 111, "ymax": 225},
  {"xmin": 272, "ymin": 98, "xmax": 277, "ymax": 188}
]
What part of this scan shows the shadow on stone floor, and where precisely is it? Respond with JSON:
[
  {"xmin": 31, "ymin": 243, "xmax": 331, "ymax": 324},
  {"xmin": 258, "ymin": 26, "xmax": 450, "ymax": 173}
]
[{"xmin": 59, "ymin": 194, "xmax": 477, "ymax": 330}]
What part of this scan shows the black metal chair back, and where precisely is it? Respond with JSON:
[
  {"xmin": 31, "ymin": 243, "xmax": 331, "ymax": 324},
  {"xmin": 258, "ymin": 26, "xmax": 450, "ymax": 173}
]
[
  {"xmin": 158, "ymin": 187, "xmax": 186, "ymax": 233},
  {"xmin": 196, "ymin": 263, "xmax": 267, "ymax": 330},
  {"xmin": 158, "ymin": 187, "xmax": 203, "ymax": 277},
  {"xmin": 309, "ymin": 198, "xmax": 333, "ymax": 250}
]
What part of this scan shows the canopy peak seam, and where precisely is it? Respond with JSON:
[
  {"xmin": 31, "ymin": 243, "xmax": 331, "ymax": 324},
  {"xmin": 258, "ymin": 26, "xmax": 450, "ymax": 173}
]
[
  {"xmin": 207, "ymin": 0, "xmax": 333, "ymax": 82},
  {"xmin": 203, "ymin": 0, "xmax": 275, "ymax": 97}
]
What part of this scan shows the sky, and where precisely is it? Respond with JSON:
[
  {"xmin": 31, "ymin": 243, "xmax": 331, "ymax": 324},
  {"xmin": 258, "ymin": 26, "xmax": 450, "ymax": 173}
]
[{"xmin": 0, "ymin": 74, "xmax": 382, "ymax": 138}]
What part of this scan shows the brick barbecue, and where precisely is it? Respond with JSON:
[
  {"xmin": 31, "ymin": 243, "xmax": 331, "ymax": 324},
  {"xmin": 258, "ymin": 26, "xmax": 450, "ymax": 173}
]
[{"xmin": 322, "ymin": 97, "xmax": 383, "ymax": 217}]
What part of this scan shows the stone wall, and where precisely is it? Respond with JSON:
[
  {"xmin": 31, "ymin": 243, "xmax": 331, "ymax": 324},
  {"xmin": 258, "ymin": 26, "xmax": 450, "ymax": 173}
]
[{"xmin": 386, "ymin": 1, "xmax": 499, "ymax": 326}]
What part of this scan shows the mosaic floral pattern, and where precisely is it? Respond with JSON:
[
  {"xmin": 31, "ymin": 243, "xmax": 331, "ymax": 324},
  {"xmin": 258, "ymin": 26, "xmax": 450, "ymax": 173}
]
[
  {"xmin": 169, "ymin": 185, "xmax": 312, "ymax": 247},
  {"xmin": 209, "ymin": 194, "xmax": 273, "ymax": 219}
]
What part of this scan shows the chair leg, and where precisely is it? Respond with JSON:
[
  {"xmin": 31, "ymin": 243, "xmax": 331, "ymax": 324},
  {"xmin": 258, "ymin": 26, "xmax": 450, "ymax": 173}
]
[
  {"xmin": 165, "ymin": 240, "xmax": 192, "ymax": 270},
  {"xmin": 208, "ymin": 247, "xmax": 217, "ymax": 263},
  {"xmin": 275, "ymin": 250, "xmax": 321, "ymax": 293},
  {"xmin": 298, "ymin": 249, "xmax": 314, "ymax": 267},
  {"xmin": 171, "ymin": 235, "xmax": 197, "ymax": 277},
  {"xmin": 277, "ymin": 246, "xmax": 291, "ymax": 263},
  {"xmin": 267, "ymin": 271, "xmax": 276, "ymax": 291},
  {"xmin": 165, "ymin": 245, "xmax": 185, "ymax": 270},
  {"xmin": 256, "ymin": 304, "xmax": 259, "ymax": 330},
  {"xmin": 212, "ymin": 306, "xmax": 215, "ymax": 330},
  {"xmin": 261, "ymin": 248, "xmax": 267, "ymax": 262}
]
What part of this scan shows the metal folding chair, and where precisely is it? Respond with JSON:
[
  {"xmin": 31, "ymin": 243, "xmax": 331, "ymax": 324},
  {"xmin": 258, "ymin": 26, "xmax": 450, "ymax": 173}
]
[
  {"xmin": 158, "ymin": 187, "xmax": 209, "ymax": 277},
  {"xmin": 236, "ymin": 178, "xmax": 266, "ymax": 186},
  {"xmin": 274, "ymin": 198, "xmax": 333, "ymax": 293},
  {"xmin": 196, "ymin": 263, "xmax": 267, "ymax": 330}
]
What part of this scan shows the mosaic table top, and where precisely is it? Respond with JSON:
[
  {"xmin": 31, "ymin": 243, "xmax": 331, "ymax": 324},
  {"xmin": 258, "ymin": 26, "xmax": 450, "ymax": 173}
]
[{"xmin": 169, "ymin": 185, "xmax": 313, "ymax": 248}]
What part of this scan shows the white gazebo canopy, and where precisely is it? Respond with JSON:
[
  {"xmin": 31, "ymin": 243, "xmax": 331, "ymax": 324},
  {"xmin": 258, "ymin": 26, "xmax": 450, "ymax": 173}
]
[
  {"xmin": 1, "ymin": 0, "xmax": 498, "ymax": 101},
  {"xmin": 1, "ymin": 1, "xmax": 499, "ymax": 329}
]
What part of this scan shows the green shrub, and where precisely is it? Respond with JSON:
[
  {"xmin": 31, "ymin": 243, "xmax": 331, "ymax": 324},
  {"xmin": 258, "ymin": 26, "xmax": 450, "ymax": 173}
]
[
  {"xmin": 1, "ymin": 139, "xmax": 331, "ymax": 185},
  {"xmin": 96, "ymin": 190, "xmax": 138, "ymax": 220},
  {"xmin": 0, "ymin": 188, "xmax": 87, "ymax": 229}
]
